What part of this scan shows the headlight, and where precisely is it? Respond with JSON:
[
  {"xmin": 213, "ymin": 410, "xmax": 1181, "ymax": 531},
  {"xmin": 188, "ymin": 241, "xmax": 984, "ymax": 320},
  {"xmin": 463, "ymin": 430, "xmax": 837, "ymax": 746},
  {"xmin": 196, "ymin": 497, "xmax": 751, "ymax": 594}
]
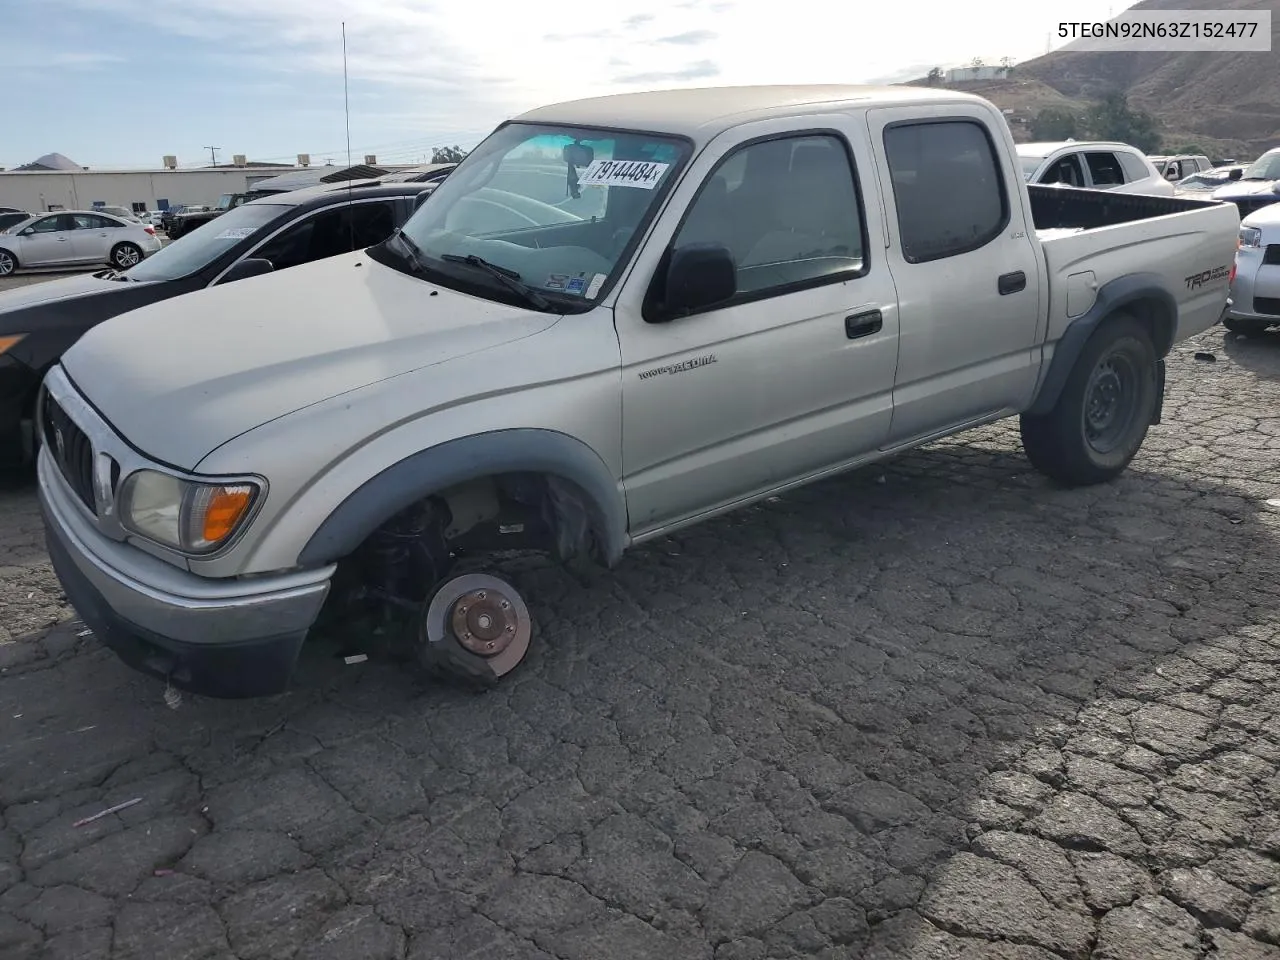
[
  {"xmin": 118, "ymin": 469, "xmax": 259, "ymax": 553},
  {"xmin": 1240, "ymin": 226, "xmax": 1262, "ymax": 248}
]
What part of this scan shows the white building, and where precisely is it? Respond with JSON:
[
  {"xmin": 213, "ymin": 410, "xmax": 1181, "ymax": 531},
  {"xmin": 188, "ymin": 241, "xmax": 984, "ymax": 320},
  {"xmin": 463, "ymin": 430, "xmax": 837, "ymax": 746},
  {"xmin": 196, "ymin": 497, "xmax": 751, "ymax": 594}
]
[
  {"xmin": 0, "ymin": 165, "xmax": 307, "ymax": 215},
  {"xmin": 944, "ymin": 65, "xmax": 1012, "ymax": 83}
]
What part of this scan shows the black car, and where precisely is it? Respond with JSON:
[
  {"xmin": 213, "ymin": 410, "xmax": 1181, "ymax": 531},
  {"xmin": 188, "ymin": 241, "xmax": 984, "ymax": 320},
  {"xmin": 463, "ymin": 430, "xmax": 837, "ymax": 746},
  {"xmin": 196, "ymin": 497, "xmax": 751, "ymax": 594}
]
[
  {"xmin": 166, "ymin": 192, "xmax": 258, "ymax": 240},
  {"xmin": 0, "ymin": 179, "xmax": 440, "ymax": 468},
  {"xmin": 0, "ymin": 212, "xmax": 31, "ymax": 232}
]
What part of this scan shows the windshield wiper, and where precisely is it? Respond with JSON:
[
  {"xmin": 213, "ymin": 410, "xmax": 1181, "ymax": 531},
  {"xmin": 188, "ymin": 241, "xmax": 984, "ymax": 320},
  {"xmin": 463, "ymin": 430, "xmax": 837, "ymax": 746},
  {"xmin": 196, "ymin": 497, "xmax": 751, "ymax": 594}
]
[{"xmin": 441, "ymin": 254, "xmax": 551, "ymax": 309}]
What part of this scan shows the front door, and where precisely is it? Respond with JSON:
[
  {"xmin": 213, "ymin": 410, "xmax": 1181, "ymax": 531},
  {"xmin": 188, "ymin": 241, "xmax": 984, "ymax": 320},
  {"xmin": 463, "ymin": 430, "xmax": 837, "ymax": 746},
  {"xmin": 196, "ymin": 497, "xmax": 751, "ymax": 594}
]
[
  {"xmin": 864, "ymin": 106, "xmax": 1043, "ymax": 446},
  {"xmin": 20, "ymin": 214, "xmax": 77, "ymax": 266},
  {"xmin": 614, "ymin": 117, "xmax": 900, "ymax": 536}
]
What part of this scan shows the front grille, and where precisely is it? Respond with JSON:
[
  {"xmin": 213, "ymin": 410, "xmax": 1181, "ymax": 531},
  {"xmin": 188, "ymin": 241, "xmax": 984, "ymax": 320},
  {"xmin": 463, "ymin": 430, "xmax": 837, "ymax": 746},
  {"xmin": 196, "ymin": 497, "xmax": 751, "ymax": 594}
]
[
  {"xmin": 1254, "ymin": 296, "xmax": 1280, "ymax": 317},
  {"xmin": 1264, "ymin": 244, "xmax": 1280, "ymax": 266},
  {"xmin": 41, "ymin": 392, "xmax": 96, "ymax": 512}
]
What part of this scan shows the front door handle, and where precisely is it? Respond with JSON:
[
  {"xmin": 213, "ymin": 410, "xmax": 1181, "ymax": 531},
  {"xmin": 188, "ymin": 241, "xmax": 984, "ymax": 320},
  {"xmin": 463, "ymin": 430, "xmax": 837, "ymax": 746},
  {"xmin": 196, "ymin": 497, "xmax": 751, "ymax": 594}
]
[
  {"xmin": 998, "ymin": 270, "xmax": 1026, "ymax": 295},
  {"xmin": 845, "ymin": 309, "xmax": 883, "ymax": 339}
]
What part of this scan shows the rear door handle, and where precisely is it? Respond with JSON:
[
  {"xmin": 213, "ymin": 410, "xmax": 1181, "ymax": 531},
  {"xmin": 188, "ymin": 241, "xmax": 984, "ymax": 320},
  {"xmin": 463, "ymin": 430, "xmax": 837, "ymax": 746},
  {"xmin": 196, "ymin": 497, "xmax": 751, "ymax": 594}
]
[
  {"xmin": 998, "ymin": 270, "xmax": 1026, "ymax": 295},
  {"xmin": 845, "ymin": 309, "xmax": 883, "ymax": 339}
]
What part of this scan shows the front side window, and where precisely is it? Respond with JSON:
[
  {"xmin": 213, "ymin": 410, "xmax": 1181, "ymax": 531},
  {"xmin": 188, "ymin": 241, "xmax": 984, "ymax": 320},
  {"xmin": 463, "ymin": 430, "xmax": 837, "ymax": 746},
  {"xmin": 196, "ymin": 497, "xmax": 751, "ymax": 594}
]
[
  {"xmin": 1085, "ymin": 152, "xmax": 1124, "ymax": 186},
  {"xmin": 391, "ymin": 122, "xmax": 691, "ymax": 309},
  {"xmin": 124, "ymin": 203, "xmax": 288, "ymax": 281},
  {"xmin": 668, "ymin": 133, "xmax": 866, "ymax": 298},
  {"xmin": 1041, "ymin": 154, "xmax": 1085, "ymax": 187},
  {"xmin": 28, "ymin": 216, "xmax": 63, "ymax": 234},
  {"xmin": 884, "ymin": 119, "xmax": 1008, "ymax": 263}
]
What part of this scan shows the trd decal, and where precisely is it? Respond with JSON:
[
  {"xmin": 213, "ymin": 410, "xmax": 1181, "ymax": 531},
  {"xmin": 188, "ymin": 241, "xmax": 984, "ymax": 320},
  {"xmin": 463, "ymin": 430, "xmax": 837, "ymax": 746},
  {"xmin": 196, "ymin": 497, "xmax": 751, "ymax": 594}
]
[
  {"xmin": 638, "ymin": 354, "xmax": 718, "ymax": 380},
  {"xmin": 1185, "ymin": 265, "xmax": 1230, "ymax": 289}
]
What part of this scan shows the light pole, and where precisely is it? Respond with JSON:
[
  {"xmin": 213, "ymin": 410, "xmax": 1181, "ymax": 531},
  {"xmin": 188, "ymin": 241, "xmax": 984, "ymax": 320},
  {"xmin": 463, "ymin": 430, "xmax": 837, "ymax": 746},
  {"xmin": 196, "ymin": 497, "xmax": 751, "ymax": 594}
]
[{"xmin": 204, "ymin": 145, "xmax": 220, "ymax": 167}]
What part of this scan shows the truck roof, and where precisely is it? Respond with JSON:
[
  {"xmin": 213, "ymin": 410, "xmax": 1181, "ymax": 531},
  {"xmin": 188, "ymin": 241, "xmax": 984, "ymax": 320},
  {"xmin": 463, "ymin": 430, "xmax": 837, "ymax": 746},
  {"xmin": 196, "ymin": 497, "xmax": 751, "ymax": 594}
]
[{"xmin": 512, "ymin": 83, "xmax": 992, "ymax": 142}]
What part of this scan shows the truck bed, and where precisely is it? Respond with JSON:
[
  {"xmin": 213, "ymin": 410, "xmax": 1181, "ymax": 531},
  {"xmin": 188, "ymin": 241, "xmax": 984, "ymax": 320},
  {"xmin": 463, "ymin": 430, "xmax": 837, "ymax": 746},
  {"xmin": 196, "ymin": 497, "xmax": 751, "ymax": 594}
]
[
  {"xmin": 1028, "ymin": 183, "xmax": 1242, "ymax": 350},
  {"xmin": 1028, "ymin": 183, "xmax": 1225, "ymax": 232}
]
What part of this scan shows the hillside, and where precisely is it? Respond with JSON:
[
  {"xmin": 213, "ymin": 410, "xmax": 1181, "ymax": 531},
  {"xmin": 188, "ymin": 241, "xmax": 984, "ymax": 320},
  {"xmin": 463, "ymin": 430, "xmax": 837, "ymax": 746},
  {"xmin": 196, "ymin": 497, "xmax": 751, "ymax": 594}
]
[{"xmin": 916, "ymin": 0, "xmax": 1280, "ymax": 158}]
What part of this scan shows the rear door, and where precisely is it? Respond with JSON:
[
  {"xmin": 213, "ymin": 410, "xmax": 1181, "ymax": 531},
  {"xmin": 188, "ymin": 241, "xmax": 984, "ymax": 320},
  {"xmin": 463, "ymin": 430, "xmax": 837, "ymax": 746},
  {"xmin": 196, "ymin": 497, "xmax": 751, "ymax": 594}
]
[
  {"xmin": 866, "ymin": 105, "xmax": 1043, "ymax": 446},
  {"xmin": 70, "ymin": 214, "xmax": 120, "ymax": 262}
]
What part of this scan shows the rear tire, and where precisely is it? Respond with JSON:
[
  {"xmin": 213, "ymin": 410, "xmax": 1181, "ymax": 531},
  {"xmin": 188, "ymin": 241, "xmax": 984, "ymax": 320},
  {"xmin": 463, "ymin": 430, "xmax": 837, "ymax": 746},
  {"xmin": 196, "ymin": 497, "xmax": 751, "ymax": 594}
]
[
  {"xmin": 1021, "ymin": 313, "xmax": 1158, "ymax": 487},
  {"xmin": 111, "ymin": 242, "xmax": 143, "ymax": 269},
  {"xmin": 1223, "ymin": 316, "xmax": 1272, "ymax": 337},
  {"xmin": 0, "ymin": 249, "xmax": 17, "ymax": 276}
]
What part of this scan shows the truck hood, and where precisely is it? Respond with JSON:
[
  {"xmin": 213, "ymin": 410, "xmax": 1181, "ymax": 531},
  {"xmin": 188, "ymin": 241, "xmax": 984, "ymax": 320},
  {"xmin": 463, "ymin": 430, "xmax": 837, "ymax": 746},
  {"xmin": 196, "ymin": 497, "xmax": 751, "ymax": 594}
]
[
  {"xmin": 60, "ymin": 251, "xmax": 560, "ymax": 470},
  {"xmin": 0, "ymin": 271, "xmax": 156, "ymax": 315}
]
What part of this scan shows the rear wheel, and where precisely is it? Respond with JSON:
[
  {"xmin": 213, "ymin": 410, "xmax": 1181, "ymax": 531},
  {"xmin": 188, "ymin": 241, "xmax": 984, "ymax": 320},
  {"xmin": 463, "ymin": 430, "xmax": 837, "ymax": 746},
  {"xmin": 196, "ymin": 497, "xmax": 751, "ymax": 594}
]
[
  {"xmin": 0, "ymin": 249, "xmax": 17, "ymax": 276},
  {"xmin": 111, "ymin": 242, "xmax": 143, "ymax": 268},
  {"xmin": 1021, "ymin": 313, "xmax": 1158, "ymax": 486},
  {"xmin": 1223, "ymin": 316, "xmax": 1272, "ymax": 337}
]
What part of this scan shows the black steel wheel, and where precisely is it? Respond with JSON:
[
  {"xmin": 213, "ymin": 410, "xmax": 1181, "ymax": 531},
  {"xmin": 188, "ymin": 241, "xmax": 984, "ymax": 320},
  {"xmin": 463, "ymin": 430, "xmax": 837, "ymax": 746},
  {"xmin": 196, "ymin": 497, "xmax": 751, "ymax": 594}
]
[{"xmin": 1021, "ymin": 312, "xmax": 1158, "ymax": 486}]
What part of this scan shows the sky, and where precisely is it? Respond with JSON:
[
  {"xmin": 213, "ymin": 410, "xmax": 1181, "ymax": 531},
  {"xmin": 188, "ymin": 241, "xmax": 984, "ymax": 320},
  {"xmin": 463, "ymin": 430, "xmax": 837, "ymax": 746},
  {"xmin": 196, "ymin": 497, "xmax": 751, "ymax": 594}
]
[{"xmin": 6, "ymin": 0, "xmax": 1140, "ymax": 170}]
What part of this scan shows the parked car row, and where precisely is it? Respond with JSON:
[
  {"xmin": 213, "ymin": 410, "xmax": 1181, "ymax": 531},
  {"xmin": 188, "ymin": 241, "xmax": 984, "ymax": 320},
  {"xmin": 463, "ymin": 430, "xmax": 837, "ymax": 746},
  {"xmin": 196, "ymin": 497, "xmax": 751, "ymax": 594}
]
[
  {"xmin": 7, "ymin": 85, "xmax": 1244, "ymax": 701},
  {"xmin": 0, "ymin": 211, "xmax": 161, "ymax": 276}
]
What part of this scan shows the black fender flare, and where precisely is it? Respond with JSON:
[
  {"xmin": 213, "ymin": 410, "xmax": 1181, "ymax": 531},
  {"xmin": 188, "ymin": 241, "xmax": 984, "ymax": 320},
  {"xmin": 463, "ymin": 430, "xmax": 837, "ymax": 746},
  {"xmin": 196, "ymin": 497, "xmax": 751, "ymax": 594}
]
[
  {"xmin": 1026, "ymin": 272, "xmax": 1177, "ymax": 418},
  {"xmin": 296, "ymin": 428, "xmax": 629, "ymax": 568}
]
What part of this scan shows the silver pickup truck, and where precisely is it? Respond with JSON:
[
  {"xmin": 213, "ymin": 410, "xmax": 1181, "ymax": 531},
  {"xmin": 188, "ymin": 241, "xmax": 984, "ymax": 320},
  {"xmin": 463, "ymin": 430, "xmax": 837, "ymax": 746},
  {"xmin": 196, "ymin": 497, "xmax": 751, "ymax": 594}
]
[{"xmin": 36, "ymin": 84, "xmax": 1239, "ymax": 698}]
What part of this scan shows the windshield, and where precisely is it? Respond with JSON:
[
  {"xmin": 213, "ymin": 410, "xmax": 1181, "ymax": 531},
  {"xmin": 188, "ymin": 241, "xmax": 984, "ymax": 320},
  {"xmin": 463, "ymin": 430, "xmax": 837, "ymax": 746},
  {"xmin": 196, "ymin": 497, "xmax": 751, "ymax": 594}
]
[
  {"xmin": 393, "ymin": 122, "xmax": 690, "ymax": 308},
  {"xmin": 124, "ymin": 202, "xmax": 288, "ymax": 281},
  {"xmin": 1018, "ymin": 154, "xmax": 1046, "ymax": 181},
  {"xmin": 1242, "ymin": 152, "xmax": 1280, "ymax": 180}
]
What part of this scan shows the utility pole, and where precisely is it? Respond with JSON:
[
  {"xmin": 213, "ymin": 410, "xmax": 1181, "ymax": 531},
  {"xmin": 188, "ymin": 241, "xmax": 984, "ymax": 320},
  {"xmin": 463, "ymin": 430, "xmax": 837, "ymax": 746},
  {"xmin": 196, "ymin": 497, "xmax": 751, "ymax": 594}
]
[{"xmin": 204, "ymin": 145, "xmax": 220, "ymax": 167}]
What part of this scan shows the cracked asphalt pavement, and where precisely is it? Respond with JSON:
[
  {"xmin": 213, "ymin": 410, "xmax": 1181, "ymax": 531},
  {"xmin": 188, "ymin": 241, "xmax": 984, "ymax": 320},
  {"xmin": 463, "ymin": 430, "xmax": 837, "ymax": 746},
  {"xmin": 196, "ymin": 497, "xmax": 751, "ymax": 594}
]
[{"xmin": 3, "ymin": 269, "xmax": 1280, "ymax": 959}]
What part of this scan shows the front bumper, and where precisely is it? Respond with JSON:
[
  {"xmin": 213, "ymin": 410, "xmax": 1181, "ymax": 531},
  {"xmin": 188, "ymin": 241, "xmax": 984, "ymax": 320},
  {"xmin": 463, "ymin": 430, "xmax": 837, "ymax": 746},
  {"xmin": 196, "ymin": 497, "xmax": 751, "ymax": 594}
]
[{"xmin": 38, "ymin": 448, "xmax": 333, "ymax": 698}]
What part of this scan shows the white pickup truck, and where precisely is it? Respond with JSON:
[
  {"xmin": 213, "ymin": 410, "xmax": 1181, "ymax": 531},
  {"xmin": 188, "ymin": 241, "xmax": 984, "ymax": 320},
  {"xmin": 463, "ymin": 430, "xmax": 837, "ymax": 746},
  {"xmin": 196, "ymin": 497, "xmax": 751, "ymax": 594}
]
[{"xmin": 36, "ymin": 84, "xmax": 1239, "ymax": 698}]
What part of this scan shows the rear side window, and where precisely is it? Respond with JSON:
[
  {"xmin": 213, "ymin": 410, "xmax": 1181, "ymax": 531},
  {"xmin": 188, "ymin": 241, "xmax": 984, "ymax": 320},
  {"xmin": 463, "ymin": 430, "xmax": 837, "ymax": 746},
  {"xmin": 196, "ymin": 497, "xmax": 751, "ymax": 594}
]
[
  {"xmin": 1115, "ymin": 150, "xmax": 1152, "ymax": 182},
  {"xmin": 1085, "ymin": 152, "xmax": 1125, "ymax": 186},
  {"xmin": 883, "ymin": 119, "xmax": 1008, "ymax": 263}
]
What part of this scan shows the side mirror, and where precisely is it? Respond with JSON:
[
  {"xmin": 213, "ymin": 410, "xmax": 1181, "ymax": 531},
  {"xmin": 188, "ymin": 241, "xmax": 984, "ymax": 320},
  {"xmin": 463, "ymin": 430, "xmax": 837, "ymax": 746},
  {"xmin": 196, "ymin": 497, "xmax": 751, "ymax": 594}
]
[
  {"xmin": 656, "ymin": 243, "xmax": 736, "ymax": 320},
  {"xmin": 1164, "ymin": 168, "xmax": 1180, "ymax": 181},
  {"xmin": 217, "ymin": 258, "xmax": 274, "ymax": 284},
  {"xmin": 1229, "ymin": 168, "xmax": 1244, "ymax": 181},
  {"xmin": 19, "ymin": 228, "xmax": 33, "ymax": 236}
]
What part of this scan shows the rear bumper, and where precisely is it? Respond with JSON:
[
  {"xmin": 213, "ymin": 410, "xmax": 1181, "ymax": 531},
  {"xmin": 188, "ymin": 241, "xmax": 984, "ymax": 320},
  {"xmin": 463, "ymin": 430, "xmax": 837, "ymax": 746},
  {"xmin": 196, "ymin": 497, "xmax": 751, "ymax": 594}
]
[{"xmin": 38, "ymin": 448, "xmax": 333, "ymax": 698}]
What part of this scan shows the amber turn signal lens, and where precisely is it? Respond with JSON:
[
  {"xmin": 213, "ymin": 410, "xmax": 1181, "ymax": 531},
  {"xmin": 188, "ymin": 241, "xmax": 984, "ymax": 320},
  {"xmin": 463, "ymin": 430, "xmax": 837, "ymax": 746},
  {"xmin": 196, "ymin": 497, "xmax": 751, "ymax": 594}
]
[
  {"xmin": 201, "ymin": 486, "xmax": 254, "ymax": 544},
  {"xmin": 0, "ymin": 334, "xmax": 26, "ymax": 356}
]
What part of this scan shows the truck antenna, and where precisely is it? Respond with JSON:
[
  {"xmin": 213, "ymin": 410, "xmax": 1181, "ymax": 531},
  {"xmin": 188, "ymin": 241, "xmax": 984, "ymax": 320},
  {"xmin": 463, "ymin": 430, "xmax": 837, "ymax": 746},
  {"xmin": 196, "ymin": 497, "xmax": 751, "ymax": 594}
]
[{"xmin": 343, "ymin": 21, "xmax": 355, "ymax": 252}]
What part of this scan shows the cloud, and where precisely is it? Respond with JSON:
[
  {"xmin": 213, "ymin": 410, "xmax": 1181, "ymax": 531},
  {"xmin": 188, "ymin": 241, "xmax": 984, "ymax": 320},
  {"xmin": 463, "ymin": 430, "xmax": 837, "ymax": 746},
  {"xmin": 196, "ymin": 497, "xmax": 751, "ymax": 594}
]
[
  {"xmin": 624, "ymin": 13, "xmax": 655, "ymax": 26},
  {"xmin": 615, "ymin": 60, "xmax": 721, "ymax": 84},
  {"xmin": 656, "ymin": 29, "xmax": 717, "ymax": 45}
]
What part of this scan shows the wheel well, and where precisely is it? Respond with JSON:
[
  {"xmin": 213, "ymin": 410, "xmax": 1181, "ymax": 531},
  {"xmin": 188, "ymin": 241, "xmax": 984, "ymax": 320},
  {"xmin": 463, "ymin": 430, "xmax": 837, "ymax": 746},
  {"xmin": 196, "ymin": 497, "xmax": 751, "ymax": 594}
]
[
  {"xmin": 330, "ymin": 470, "xmax": 603, "ymax": 608},
  {"xmin": 1116, "ymin": 296, "xmax": 1176, "ymax": 358}
]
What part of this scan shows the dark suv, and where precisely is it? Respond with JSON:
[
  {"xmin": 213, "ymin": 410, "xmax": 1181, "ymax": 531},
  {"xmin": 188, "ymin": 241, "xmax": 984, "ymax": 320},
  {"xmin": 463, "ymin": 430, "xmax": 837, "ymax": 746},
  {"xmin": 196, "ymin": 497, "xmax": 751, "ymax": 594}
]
[{"xmin": 166, "ymin": 192, "xmax": 258, "ymax": 239}]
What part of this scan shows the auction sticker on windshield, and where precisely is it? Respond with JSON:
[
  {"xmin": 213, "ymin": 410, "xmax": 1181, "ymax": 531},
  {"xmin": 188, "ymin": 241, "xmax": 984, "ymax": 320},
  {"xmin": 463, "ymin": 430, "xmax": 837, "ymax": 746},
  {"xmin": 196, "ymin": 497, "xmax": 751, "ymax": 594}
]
[
  {"xmin": 578, "ymin": 159, "xmax": 670, "ymax": 189},
  {"xmin": 216, "ymin": 227, "xmax": 258, "ymax": 240}
]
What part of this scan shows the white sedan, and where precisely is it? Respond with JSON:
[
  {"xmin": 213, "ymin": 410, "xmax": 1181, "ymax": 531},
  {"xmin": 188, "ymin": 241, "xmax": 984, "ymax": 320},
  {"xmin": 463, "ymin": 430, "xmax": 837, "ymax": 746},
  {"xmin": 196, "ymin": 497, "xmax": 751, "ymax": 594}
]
[
  {"xmin": 0, "ymin": 210, "xmax": 162, "ymax": 276},
  {"xmin": 1017, "ymin": 141, "xmax": 1176, "ymax": 196}
]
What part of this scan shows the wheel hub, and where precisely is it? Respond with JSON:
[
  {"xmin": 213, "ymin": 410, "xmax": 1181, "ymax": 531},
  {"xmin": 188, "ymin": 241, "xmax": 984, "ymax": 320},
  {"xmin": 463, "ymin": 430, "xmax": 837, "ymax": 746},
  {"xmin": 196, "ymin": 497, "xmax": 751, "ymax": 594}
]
[
  {"xmin": 449, "ymin": 587, "xmax": 518, "ymax": 655},
  {"xmin": 422, "ymin": 572, "xmax": 533, "ymax": 679},
  {"xmin": 1082, "ymin": 353, "xmax": 1138, "ymax": 453}
]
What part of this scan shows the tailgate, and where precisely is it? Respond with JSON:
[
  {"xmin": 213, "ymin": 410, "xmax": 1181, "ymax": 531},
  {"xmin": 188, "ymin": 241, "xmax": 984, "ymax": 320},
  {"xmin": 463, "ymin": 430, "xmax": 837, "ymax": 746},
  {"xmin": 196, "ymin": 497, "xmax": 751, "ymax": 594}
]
[{"xmin": 1036, "ymin": 201, "xmax": 1240, "ymax": 349}]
